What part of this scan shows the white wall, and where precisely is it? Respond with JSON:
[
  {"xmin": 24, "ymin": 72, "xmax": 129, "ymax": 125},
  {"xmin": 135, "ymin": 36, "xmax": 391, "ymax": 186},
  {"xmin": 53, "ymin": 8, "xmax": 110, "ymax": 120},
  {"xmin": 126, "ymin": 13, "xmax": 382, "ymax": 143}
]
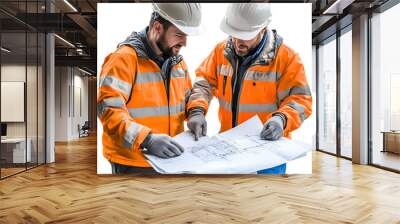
[
  {"xmin": 54, "ymin": 67, "xmax": 89, "ymax": 141},
  {"xmin": 55, "ymin": 66, "xmax": 68, "ymax": 141}
]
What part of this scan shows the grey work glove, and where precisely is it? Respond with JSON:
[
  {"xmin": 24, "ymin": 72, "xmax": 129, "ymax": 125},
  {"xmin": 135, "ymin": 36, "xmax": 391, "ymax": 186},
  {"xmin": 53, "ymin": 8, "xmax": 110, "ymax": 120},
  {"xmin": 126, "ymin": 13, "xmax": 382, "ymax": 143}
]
[
  {"xmin": 187, "ymin": 112, "xmax": 207, "ymax": 141},
  {"xmin": 260, "ymin": 115, "xmax": 284, "ymax": 141},
  {"xmin": 141, "ymin": 133, "xmax": 184, "ymax": 158}
]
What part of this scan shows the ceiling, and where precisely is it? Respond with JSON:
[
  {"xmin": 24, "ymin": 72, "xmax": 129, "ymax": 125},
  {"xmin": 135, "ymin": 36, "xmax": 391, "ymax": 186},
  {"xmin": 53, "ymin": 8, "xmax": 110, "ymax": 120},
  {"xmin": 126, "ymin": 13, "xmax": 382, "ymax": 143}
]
[{"xmin": 0, "ymin": 0, "xmax": 395, "ymax": 74}]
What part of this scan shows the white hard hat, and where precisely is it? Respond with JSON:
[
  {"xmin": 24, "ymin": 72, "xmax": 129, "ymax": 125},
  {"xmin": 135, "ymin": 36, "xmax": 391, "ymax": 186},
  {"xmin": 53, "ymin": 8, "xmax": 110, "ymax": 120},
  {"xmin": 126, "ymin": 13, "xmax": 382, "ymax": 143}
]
[
  {"xmin": 152, "ymin": 3, "xmax": 203, "ymax": 36},
  {"xmin": 220, "ymin": 3, "xmax": 272, "ymax": 40}
]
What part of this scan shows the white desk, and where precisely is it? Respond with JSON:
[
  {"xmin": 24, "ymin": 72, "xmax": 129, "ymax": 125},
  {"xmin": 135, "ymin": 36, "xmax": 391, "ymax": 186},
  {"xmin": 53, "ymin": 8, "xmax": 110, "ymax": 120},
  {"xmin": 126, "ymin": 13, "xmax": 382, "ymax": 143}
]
[{"xmin": 1, "ymin": 138, "xmax": 31, "ymax": 163}]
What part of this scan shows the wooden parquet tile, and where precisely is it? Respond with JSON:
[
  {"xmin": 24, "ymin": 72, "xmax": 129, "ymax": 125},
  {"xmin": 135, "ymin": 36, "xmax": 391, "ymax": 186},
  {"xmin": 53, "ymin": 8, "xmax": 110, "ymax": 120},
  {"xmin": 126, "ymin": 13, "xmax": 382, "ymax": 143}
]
[{"xmin": 1, "ymin": 135, "xmax": 400, "ymax": 223}]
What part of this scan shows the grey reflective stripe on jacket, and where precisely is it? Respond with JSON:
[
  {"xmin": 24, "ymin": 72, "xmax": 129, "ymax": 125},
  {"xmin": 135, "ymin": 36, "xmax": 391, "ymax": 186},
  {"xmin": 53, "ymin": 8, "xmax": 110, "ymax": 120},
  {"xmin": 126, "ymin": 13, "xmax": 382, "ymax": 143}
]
[
  {"xmin": 217, "ymin": 64, "xmax": 233, "ymax": 77},
  {"xmin": 135, "ymin": 68, "xmax": 186, "ymax": 84},
  {"xmin": 287, "ymin": 101, "xmax": 307, "ymax": 123},
  {"xmin": 171, "ymin": 68, "xmax": 186, "ymax": 79},
  {"xmin": 218, "ymin": 98, "xmax": 231, "ymax": 111},
  {"xmin": 122, "ymin": 120, "xmax": 144, "ymax": 150},
  {"xmin": 238, "ymin": 103, "xmax": 278, "ymax": 113},
  {"xmin": 244, "ymin": 70, "xmax": 281, "ymax": 83},
  {"xmin": 128, "ymin": 101, "xmax": 185, "ymax": 118},
  {"xmin": 98, "ymin": 76, "xmax": 132, "ymax": 96},
  {"xmin": 218, "ymin": 98, "xmax": 278, "ymax": 113},
  {"xmin": 135, "ymin": 71, "xmax": 163, "ymax": 84},
  {"xmin": 277, "ymin": 85, "xmax": 312, "ymax": 103},
  {"xmin": 97, "ymin": 96, "xmax": 126, "ymax": 118}
]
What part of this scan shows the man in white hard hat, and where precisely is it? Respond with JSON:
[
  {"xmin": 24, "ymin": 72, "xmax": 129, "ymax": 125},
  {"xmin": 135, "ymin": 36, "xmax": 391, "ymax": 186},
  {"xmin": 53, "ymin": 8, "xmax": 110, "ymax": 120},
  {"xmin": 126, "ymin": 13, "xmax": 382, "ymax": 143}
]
[
  {"xmin": 98, "ymin": 3, "xmax": 202, "ymax": 174},
  {"xmin": 187, "ymin": 3, "xmax": 312, "ymax": 174}
]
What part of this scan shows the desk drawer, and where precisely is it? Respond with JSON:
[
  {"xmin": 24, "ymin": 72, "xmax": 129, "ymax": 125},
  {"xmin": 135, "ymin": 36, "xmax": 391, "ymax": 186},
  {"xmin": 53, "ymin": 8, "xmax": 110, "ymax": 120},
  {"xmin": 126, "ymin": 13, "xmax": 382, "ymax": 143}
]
[{"xmin": 384, "ymin": 132, "xmax": 400, "ymax": 154}]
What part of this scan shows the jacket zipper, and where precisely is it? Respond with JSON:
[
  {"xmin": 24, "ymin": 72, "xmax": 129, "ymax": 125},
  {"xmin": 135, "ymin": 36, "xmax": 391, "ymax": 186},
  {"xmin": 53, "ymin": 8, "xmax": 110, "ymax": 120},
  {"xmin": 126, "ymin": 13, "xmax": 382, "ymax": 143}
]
[
  {"xmin": 233, "ymin": 61, "xmax": 265, "ymax": 127},
  {"xmin": 164, "ymin": 57, "xmax": 181, "ymax": 136},
  {"xmin": 167, "ymin": 79, "xmax": 170, "ymax": 135},
  {"xmin": 160, "ymin": 65, "xmax": 171, "ymax": 136},
  {"xmin": 166, "ymin": 70, "xmax": 171, "ymax": 135},
  {"xmin": 232, "ymin": 60, "xmax": 240, "ymax": 127},
  {"xmin": 222, "ymin": 76, "xmax": 227, "ymax": 96}
]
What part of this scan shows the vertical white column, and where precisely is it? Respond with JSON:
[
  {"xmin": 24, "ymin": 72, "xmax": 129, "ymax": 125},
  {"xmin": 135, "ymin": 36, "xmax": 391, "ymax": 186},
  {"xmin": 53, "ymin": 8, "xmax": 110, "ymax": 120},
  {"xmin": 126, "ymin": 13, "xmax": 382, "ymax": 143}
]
[
  {"xmin": 46, "ymin": 0, "xmax": 55, "ymax": 163},
  {"xmin": 352, "ymin": 14, "xmax": 369, "ymax": 164}
]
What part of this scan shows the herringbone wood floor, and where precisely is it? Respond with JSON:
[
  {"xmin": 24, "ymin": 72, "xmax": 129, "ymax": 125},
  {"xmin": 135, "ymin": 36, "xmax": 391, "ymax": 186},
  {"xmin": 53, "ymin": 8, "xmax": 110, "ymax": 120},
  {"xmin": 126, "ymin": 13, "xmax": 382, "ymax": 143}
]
[{"xmin": 1, "ymin": 135, "xmax": 400, "ymax": 223}]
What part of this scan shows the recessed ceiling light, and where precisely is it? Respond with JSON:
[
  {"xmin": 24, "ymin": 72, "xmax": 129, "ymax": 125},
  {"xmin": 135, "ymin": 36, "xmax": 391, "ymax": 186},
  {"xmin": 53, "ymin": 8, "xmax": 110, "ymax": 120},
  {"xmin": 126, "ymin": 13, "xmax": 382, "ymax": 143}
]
[
  {"xmin": 63, "ymin": 0, "xmax": 78, "ymax": 12},
  {"xmin": 54, "ymin": 34, "xmax": 75, "ymax": 48},
  {"xmin": 1, "ymin": 47, "xmax": 11, "ymax": 53},
  {"xmin": 78, "ymin": 67, "xmax": 93, "ymax": 76}
]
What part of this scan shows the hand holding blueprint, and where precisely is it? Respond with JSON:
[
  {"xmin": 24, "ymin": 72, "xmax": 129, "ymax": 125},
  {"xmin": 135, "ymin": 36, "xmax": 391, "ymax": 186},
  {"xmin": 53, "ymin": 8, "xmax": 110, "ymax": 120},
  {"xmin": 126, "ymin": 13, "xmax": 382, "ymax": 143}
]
[{"xmin": 144, "ymin": 116, "xmax": 311, "ymax": 174}]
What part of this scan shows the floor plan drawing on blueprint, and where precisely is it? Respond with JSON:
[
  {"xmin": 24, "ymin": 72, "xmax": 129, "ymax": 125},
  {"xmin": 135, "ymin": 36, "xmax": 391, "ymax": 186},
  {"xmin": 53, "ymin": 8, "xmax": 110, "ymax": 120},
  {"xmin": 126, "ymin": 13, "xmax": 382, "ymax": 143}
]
[
  {"xmin": 144, "ymin": 116, "xmax": 311, "ymax": 174},
  {"xmin": 189, "ymin": 135, "xmax": 280, "ymax": 162}
]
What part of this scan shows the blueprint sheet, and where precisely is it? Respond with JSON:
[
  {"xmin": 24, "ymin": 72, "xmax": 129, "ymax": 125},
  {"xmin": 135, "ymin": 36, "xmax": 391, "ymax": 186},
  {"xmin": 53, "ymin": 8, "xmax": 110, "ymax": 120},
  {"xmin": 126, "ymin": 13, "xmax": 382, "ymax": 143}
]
[{"xmin": 144, "ymin": 116, "xmax": 311, "ymax": 174}]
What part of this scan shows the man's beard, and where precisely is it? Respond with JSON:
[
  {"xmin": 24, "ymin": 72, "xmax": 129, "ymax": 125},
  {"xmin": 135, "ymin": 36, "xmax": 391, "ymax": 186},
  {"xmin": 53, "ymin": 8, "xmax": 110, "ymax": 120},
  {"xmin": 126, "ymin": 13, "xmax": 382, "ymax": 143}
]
[
  {"xmin": 156, "ymin": 33, "xmax": 179, "ymax": 58},
  {"xmin": 234, "ymin": 44, "xmax": 249, "ymax": 57}
]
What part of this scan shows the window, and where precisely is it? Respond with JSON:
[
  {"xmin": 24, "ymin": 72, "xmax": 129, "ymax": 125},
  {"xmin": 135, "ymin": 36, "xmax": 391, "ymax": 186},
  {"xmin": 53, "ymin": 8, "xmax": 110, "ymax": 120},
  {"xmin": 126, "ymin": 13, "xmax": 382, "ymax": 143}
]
[
  {"xmin": 371, "ymin": 3, "xmax": 400, "ymax": 171},
  {"xmin": 0, "ymin": 1, "xmax": 47, "ymax": 179},
  {"xmin": 339, "ymin": 28, "xmax": 352, "ymax": 158},
  {"xmin": 318, "ymin": 37, "xmax": 337, "ymax": 155}
]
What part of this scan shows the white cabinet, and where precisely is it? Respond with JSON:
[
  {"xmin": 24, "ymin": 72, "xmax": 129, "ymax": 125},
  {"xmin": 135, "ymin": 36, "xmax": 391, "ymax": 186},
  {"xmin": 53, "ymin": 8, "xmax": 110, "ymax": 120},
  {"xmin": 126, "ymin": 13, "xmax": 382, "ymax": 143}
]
[{"xmin": 1, "ymin": 138, "xmax": 32, "ymax": 163}]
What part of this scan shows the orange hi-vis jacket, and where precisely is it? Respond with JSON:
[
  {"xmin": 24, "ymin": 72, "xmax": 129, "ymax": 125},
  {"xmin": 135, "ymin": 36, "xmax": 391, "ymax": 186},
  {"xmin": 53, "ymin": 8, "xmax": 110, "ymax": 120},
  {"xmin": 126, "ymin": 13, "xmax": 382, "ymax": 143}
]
[
  {"xmin": 188, "ymin": 29, "xmax": 312, "ymax": 137},
  {"xmin": 98, "ymin": 29, "xmax": 192, "ymax": 167}
]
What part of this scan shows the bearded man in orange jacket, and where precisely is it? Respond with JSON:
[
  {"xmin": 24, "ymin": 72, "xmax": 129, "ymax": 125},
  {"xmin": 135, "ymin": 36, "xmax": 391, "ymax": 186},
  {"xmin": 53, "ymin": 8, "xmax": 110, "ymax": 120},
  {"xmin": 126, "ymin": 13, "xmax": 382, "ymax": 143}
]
[
  {"xmin": 98, "ymin": 3, "xmax": 202, "ymax": 174},
  {"xmin": 187, "ymin": 3, "xmax": 312, "ymax": 174}
]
